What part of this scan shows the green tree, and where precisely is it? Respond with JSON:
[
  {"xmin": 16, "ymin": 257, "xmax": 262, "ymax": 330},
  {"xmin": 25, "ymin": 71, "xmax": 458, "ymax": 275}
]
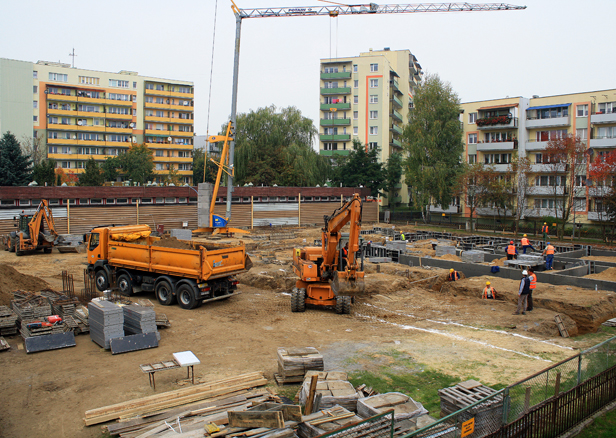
[
  {"xmin": 455, "ymin": 163, "xmax": 489, "ymax": 232},
  {"xmin": 117, "ymin": 144, "xmax": 154, "ymax": 184},
  {"xmin": 101, "ymin": 157, "xmax": 120, "ymax": 182},
  {"xmin": 402, "ymin": 74, "xmax": 464, "ymax": 220},
  {"xmin": 383, "ymin": 152, "xmax": 403, "ymax": 208},
  {"xmin": 77, "ymin": 158, "xmax": 105, "ymax": 186},
  {"xmin": 233, "ymin": 105, "xmax": 330, "ymax": 186},
  {"xmin": 192, "ymin": 148, "xmax": 217, "ymax": 184},
  {"xmin": 0, "ymin": 131, "xmax": 32, "ymax": 186},
  {"xmin": 330, "ymin": 140, "xmax": 385, "ymax": 196},
  {"xmin": 31, "ymin": 159, "xmax": 56, "ymax": 186}
]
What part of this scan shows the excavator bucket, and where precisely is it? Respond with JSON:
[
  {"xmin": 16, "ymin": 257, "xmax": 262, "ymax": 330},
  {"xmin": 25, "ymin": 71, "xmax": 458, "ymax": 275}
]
[{"xmin": 330, "ymin": 270, "xmax": 366, "ymax": 297}]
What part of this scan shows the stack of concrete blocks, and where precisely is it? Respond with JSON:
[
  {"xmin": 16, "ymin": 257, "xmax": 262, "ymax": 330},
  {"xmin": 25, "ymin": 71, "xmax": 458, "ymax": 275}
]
[
  {"xmin": 88, "ymin": 300, "xmax": 124, "ymax": 350},
  {"xmin": 122, "ymin": 305, "xmax": 160, "ymax": 341},
  {"xmin": 461, "ymin": 250, "xmax": 486, "ymax": 263},
  {"xmin": 385, "ymin": 241, "xmax": 407, "ymax": 251},
  {"xmin": 170, "ymin": 229, "xmax": 192, "ymax": 241},
  {"xmin": 435, "ymin": 245, "xmax": 456, "ymax": 257},
  {"xmin": 197, "ymin": 182, "xmax": 214, "ymax": 229}
]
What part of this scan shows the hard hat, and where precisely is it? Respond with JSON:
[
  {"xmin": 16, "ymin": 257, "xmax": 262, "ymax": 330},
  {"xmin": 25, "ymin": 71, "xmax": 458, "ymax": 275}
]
[
  {"xmin": 450, "ymin": 268, "xmax": 454, "ymax": 272},
  {"xmin": 547, "ymin": 242, "xmax": 550, "ymax": 245},
  {"xmin": 544, "ymin": 222, "xmax": 547, "ymax": 225},
  {"xmin": 523, "ymin": 234, "xmax": 527, "ymax": 237},
  {"xmin": 522, "ymin": 270, "xmax": 528, "ymax": 276},
  {"xmin": 486, "ymin": 281, "xmax": 491, "ymax": 285},
  {"xmin": 510, "ymin": 241, "xmax": 514, "ymax": 244}
]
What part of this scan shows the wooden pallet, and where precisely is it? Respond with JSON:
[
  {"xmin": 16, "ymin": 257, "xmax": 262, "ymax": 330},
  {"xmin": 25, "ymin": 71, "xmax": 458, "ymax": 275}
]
[{"xmin": 555, "ymin": 314, "xmax": 570, "ymax": 338}]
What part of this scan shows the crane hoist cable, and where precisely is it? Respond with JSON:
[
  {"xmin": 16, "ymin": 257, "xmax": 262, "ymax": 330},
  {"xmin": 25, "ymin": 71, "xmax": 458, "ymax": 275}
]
[{"xmin": 205, "ymin": 0, "xmax": 219, "ymax": 183}]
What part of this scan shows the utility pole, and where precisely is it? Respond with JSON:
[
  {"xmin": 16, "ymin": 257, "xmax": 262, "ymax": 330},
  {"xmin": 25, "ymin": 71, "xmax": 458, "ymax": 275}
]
[{"xmin": 68, "ymin": 48, "xmax": 77, "ymax": 68}]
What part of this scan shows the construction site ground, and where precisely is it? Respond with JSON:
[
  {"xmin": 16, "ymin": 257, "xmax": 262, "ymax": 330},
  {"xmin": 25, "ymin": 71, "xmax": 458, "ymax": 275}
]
[{"xmin": 1, "ymin": 226, "xmax": 616, "ymax": 438}]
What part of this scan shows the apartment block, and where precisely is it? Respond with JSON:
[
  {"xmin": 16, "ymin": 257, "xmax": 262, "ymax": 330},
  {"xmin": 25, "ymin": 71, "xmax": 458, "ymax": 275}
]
[
  {"xmin": 457, "ymin": 89, "xmax": 616, "ymax": 222},
  {"xmin": 0, "ymin": 58, "xmax": 195, "ymax": 184},
  {"xmin": 318, "ymin": 48, "xmax": 422, "ymax": 204}
]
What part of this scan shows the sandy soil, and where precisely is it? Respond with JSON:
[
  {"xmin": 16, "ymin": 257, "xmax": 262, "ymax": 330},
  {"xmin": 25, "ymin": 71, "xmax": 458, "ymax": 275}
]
[
  {"xmin": 585, "ymin": 267, "xmax": 616, "ymax": 281},
  {"xmin": 0, "ymin": 229, "xmax": 614, "ymax": 438},
  {"xmin": 583, "ymin": 256, "xmax": 616, "ymax": 263}
]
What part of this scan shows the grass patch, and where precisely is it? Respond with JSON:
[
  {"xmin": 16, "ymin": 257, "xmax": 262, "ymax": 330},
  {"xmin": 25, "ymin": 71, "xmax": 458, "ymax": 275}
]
[
  {"xmin": 576, "ymin": 407, "xmax": 616, "ymax": 438},
  {"xmin": 272, "ymin": 383, "xmax": 301, "ymax": 402},
  {"xmin": 573, "ymin": 327, "xmax": 616, "ymax": 347}
]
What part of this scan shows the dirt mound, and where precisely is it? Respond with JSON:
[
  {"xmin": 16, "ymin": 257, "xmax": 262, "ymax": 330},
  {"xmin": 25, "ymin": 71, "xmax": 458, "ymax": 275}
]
[
  {"xmin": 583, "ymin": 256, "xmax": 616, "ymax": 263},
  {"xmin": 152, "ymin": 235, "xmax": 193, "ymax": 250},
  {"xmin": 489, "ymin": 257, "xmax": 507, "ymax": 266},
  {"xmin": 585, "ymin": 267, "xmax": 616, "ymax": 281},
  {"xmin": 0, "ymin": 264, "xmax": 51, "ymax": 306},
  {"xmin": 434, "ymin": 254, "xmax": 462, "ymax": 262}
]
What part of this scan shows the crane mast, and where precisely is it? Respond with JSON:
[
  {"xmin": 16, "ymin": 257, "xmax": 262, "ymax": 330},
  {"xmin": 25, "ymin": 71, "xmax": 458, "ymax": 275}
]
[{"xmin": 224, "ymin": 1, "xmax": 526, "ymax": 220}]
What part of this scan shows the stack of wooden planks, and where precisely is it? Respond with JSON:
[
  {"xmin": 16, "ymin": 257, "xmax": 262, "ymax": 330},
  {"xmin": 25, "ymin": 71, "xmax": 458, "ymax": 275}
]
[
  {"xmin": 85, "ymin": 372, "xmax": 268, "ymax": 427},
  {"xmin": 298, "ymin": 372, "xmax": 360, "ymax": 412},
  {"xmin": 297, "ymin": 406, "xmax": 364, "ymax": 438},
  {"xmin": 438, "ymin": 380, "xmax": 499, "ymax": 417},
  {"xmin": 275, "ymin": 348, "xmax": 324, "ymax": 385}
]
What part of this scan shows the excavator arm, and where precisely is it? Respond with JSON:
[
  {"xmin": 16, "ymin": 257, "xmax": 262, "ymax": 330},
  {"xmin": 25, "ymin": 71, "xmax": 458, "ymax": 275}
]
[{"xmin": 27, "ymin": 200, "xmax": 58, "ymax": 248}]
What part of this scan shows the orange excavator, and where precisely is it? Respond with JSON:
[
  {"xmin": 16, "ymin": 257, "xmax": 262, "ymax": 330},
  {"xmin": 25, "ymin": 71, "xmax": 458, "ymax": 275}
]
[
  {"xmin": 6, "ymin": 200, "xmax": 57, "ymax": 256},
  {"xmin": 291, "ymin": 194, "xmax": 366, "ymax": 314}
]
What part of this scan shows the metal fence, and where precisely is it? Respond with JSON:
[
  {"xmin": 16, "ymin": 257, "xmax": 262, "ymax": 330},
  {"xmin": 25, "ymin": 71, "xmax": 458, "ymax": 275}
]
[{"xmin": 315, "ymin": 410, "xmax": 394, "ymax": 438}]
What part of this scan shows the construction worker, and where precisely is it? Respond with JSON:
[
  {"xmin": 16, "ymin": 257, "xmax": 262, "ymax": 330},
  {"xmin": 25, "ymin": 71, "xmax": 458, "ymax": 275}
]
[
  {"xmin": 520, "ymin": 234, "xmax": 536, "ymax": 254},
  {"xmin": 542, "ymin": 223, "xmax": 549, "ymax": 243},
  {"xmin": 400, "ymin": 232, "xmax": 406, "ymax": 241},
  {"xmin": 543, "ymin": 242, "xmax": 556, "ymax": 270},
  {"xmin": 506, "ymin": 241, "xmax": 518, "ymax": 260},
  {"xmin": 527, "ymin": 269, "xmax": 537, "ymax": 311},
  {"xmin": 513, "ymin": 270, "xmax": 531, "ymax": 315},
  {"xmin": 482, "ymin": 281, "xmax": 497, "ymax": 299},
  {"xmin": 341, "ymin": 242, "xmax": 349, "ymax": 270},
  {"xmin": 448, "ymin": 268, "xmax": 461, "ymax": 281}
]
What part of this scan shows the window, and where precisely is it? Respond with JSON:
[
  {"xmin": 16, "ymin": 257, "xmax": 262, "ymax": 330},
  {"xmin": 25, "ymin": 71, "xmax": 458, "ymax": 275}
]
[
  {"xmin": 369, "ymin": 111, "xmax": 378, "ymax": 119},
  {"xmin": 369, "ymin": 79, "xmax": 378, "ymax": 88},
  {"xmin": 323, "ymin": 142, "xmax": 337, "ymax": 150},
  {"xmin": 533, "ymin": 106, "xmax": 568, "ymax": 119},
  {"xmin": 369, "ymin": 126, "xmax": 378, "ymax": 135},
  {"xmin": 535, "ymin": 153, "xmax": 542, "ymax": 164},
  {"xmin": 353, "ymin": 111, "xmax": 358, "ymax": 120},
  {"xmin": 574, "ymin": 175, "xmax": 587, "ymax": 187},
  {"xmin": 33, "ymin": 116, "xmax": 38, "ymax": 122},
  {"xmin": 536, "ymin": 129, "xmax": 567, "ymax": 142},
  {"xmin": 79, "ymin": 76, "xmax": 100, "ymax": 86},
  {"xmin": 354, "ymin": 80, "xmax": 358, "ymax": 88},
  {"xmin": 353, "ymin": 64, "xmax": 357, "ymax": 72},
  {"xmin": 353, "ymin": 95, "xmax": 358, "ymax": 104},
  {"xmin": 33, "ymin": 101, "xmax": 38, "ymax": 109},
  {"xmin": 108, "ymin": 93, "xmax": 130, "ymax": 101},
  {"xmin": 109, "ymin": 79, "xmax": 129, "ymax": 88},
  {"xmin": 370, "ymin": 63, "xmax": 378, "ymax": 72},
  {"xmin": 133, "ymin": 82, "xmax": 137, "ymax": 89},
  {"xmin": 370, "ymin": 95, "xmax": 378, "ymax": 103},
  {"xmin": 48, "ymin": 146, "xmax": 58, "ymax": 154},
  {"xmin": 468, "ymin": 133, "xmax": 477, "ymax": 144},
  {"xmin": 178, "ymin": 164, "xmax": 192, "ymax": 171},
  {"xmin": 598, "ymin": 102, "xmax": 616, "ymax": 114},
  {"xmin": 49, "ymin": 72, "xmax": 68, "ymax": 82},
  {"xmin": 33, "ymin": 71, "xmax": 38, "ymax": 79},
  {"xmin": 577, "ymin": 104, "xmax": 588, "ymax": 117},
  {"xmin": 33, "ymin": 86, "xmax": 37, "ymax": 93},
  {"xmin": 469, "ymin": 113, "xmax": 477, "ymax": 124},
  {"xmin": 576, "ymin": 128, "xmax": 587, "ymax": 140},
  {"xmin": 353, "ymin": 127, "xmax": 358, "ymax": 135},
  {"xmin": 468, "ymin": 154, "xmax": 477, "ymax": 164},
  {"xmin": 484, "ymin": 153, "xmax": 511, "ymax": 164},
  {"xmin": 368, "ymin": 142, "xmax": 378, "ymax": 150},
  {"xmin": 155, "ymin": 150, "xmax": 164, "ymax": 157},
  {"xmin": 597, "ymin": 126, "xmax": 616, "ymax": 139}
]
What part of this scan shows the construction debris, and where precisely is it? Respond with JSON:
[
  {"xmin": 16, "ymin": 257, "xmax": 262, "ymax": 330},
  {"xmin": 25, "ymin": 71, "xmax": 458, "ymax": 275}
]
[
  {"xmin": 299, "ymin": 371, "xmax": 361, "ymax": 412},
  {"xmin": 0, "ymin": 336, "xmax": 9, "ymax": 351},
  {"xmin": 0, "ymin": 305, "xmax": 18, "ymax": 336},
  {"xmin": 275, "ymin": 347, "xmax": 324, "ymax": 385},
  {"xmin": 358, "ymin": 392, "xmax": 427, "ymax": 420},
  {"xmin": 11, "ymin": 291, "xmax": 52, "ymax": 320}
]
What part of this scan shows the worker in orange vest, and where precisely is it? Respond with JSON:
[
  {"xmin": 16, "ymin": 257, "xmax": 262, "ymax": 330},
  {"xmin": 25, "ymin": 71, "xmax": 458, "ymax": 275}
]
[
  {"xmin": 541, "ymin": 222, "xmax": 549, "ymax": 243},
  {"xmin": 448, "ymin": 268, "xmax": 461, "ymax": 281},
  {"xmin": 341, "ymin": 242, "xmax": 349, "ymax": 270},
  {"xmin": 527, "ymin": 269, "xmax": 537, "ymax": 311},
  {"xmin": 482, "ymin": 281, "xmax": 497, "ymax": 299},
  {"xmin": 520, "ymin": 234, "xmax": 536, "ymax": 254},
  {"xmin": 506, "ymin": 241, "xmax": 518, "ymax": 260},
  {"xmin": 542, "ymin": 242, "xmax": 556, "ymax": 270}
]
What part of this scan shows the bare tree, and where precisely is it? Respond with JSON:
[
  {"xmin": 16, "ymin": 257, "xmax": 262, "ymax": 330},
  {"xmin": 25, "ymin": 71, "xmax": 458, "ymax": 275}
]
[
  {"xmin": 21, "ymin": 135, "xmax": 46, "ymax": 166},
  {"xmin": 510, "ymin": 155, "xmax": 535, "ymax": 235}
]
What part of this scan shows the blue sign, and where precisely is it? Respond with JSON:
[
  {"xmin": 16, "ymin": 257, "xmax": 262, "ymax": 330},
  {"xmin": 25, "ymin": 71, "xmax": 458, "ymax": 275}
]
[{"xmin": 212, "ymin": 215, "xmax": 228, "ymax": 228}]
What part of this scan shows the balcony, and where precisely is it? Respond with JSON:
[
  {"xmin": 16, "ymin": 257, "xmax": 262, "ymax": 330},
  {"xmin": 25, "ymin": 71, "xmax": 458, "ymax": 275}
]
[
  {"xmin": 525, "ymin": 141, "xmax": 549, "ymax": 151},
  {"xmin": 320, "ymin": 103, "xmax": 350, "ymax": 111},
  {"xmin": 320, "ymin": 119, "xmax": 351, "ymax": 126},
  {"xmin": 591, "ymin": 112, "xmax": 616, "ymax": 125},
  {"xmin": 589, "ymin": 137, "xmax": 616, "ymax": 149},
  {"xmin": 430, "ymin": 204, "xmax": 460, "ymax": 214},
  {"xmin": 390, "ymin": 138, "xmax": 402, "ymax": 148},
  {"xmin": 170, "ymin": 131, "xmax": 194, "ymax": 137},
  {"xmin": 390, "ymin": 80, "xmax": 401, "ymax": 93},
  {"xmin": 320, "ymin": 134, "xmax": 351, "ymax": 141},
  {"xmin": 476, "ymin": 116, "xmax": 518, "ymax": 130},
  {"xmin": 46, "ymin": 93, "xmax": 77, "ymax": 102},
  {"xmin": 476, "ymin": 207, "xmax": 515, "ymax": 217},
  {"xmin": 106, "ymin": 99, "xmax": 133, "ymax": 106},
  {"xmin": 525, "ymin": 208, "xmax": 558, "ymax": 218},
  {"xmin": 476, "ymin": 141, "xmax": 516, "ymax": 151},
  {"xmin": 484, "ymin": 163, "xmax": 512, "ymax": 172},
  {"xmin": 588, "ymin": 187, "xmax": 609, "ymax": 197},
  {"xmin": 392, "ymin": 95, "xmax": 403, "ymax": 108},
  {"xmin": 145, "ymin": 142, "xmax": 193, "ymax": 149},
  {"xmin": 105, "ymin": 127, "xmax": 133, "ymax": 134},
  {"xmin": 46, "ymin": 108, "xmax": 74, "ymax": 116},
  {"xmin": 391, "ymin": 124, "xmax": 403, "ymax": 135},
  {"xmin": 77, "ymin": 111, "xmax": 105, "ymax": 118},
  {"xmin": 320, "ymin": 149, "xmax": 351, "ymax": 157},
  {"xmin": 530, "ymin": 163, "xmax": 567, "ymax": 173},
  {"xmin": 153, "ymin": 156, "xmax": 193, "ymax": 163},
  {"xmin": 531, "ymin": 186, "xmax": 567, "ymax": 196},
  {"xmin": 391, "ymin": 110, "xmax": 403, "ymax": 122},
  {"xmin": 320, "ymin": 71, "xmax": 351, "ymax": 80},
  {"xmin": 588, "ymin": 211, "xmax": 610, "ymax": 221},
  {"xmin": 144, "ymin": 88, "xmax": 194, "ymax": 99},
  {"xmin": 525, "ymin": 116, "xmax": 570, "ymax": 129},
  {"xmin": 320, "ymin": 87, "xmax": 352, "ymax": 95}
]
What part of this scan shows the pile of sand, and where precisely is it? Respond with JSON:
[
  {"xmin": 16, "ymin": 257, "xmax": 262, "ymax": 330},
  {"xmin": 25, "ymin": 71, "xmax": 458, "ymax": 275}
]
[
  {"xmin": 585, "ymin": 267, "xmax": 616, "ymax": 282},
  {"xmin": 152, "ymin": 235, "xmax": 193, "ymax": 250},
  {"xmin": 0, "ymin": 264, "xmax": 51, "ymax": 306},
  {"xmin": 489, "ymin": 257, "xmax": 507, "ymax": 266},
  {"xmin": 583, "ymin": 256, "xmax": 616, "ymax": 263},
  {"xmin": 434, "ymin": 254, "xmax": 462, "ymax": 262}
]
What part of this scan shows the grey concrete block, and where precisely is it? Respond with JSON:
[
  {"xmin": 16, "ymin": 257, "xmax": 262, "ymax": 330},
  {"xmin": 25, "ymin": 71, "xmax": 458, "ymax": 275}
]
[
  {"xmin": 461, "ymin": 251, "xmax": 485, "ymax": 263},
  {"xmin": 170, "ymin": 229, "xmax": 192, "ymax": 240},
  {"xmin": 435, "ymin": 245, "xmax": 456, "ymax": 257}
]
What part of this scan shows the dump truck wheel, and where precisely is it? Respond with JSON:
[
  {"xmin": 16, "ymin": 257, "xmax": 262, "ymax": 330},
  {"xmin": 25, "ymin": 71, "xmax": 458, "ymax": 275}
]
[
  {"xmin": 156, "ymin": 280, "xmax": 175, "ymax": 306},
  {"xmin": 335, "ymin": 296, "xmax": 351, "ymax": 314},
  {"xmin": 291, "ymin": 287, "xmax": 306, "ymax": 312},
  {"xmin": 177, "ymin": 284, "xmax": 197, "ymax": 310},
  {"xmin": 117, "ymin": 274, "xmax": 133, "ymax": 297},
  {"xmin": 16, "ymin": 249, "xmax": 24, "ymax": 257},
  {"xmin": 95, "ymin": 270, "xmax": 109, "ymax": 291}
]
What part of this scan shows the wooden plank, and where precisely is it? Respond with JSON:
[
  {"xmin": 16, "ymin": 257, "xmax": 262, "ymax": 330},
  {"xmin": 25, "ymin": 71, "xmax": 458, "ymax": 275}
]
[
  {"xmin": 304, "ymin": 375, "xmax": 318, "ymax": 415},
  {"xmin": 458, "ymin": 380, "xmax": 482, "ymax": 390},
  {"xmin": 308, "ymin": 412, "xmax": 355, "ymax": 426},
  {"xmin": 228, "ymin": 411, "xmax": 285, "ymax": 429}
]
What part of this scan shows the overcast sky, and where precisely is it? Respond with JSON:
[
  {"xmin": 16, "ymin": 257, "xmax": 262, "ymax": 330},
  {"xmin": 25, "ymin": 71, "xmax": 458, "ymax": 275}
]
[{"xmin": 2, "ymin": 0, "xmax": 615, "ymax": 141}]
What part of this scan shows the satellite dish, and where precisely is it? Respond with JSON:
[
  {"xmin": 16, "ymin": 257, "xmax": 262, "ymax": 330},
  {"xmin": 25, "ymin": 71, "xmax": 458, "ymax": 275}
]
[
  {"xmin": 167, "ymin": 137, "xmax": 172, "ymax": 142},
  {"xmin": 72, "ymin": 135, "xmax": 77, "ymax": 139},
  {"xmin": 129, "ymin": 122, "xmax": 135, "ymax": 128},
  {"xmin": 77, "ymin": 120, "xmax": 83, "ymax": 126}
]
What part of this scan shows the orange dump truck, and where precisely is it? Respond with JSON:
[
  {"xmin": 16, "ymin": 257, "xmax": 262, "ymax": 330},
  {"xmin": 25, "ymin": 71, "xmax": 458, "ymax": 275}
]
[{"xmin": 86, "ymin": 225, "xmax": 252, "ymax": 310}]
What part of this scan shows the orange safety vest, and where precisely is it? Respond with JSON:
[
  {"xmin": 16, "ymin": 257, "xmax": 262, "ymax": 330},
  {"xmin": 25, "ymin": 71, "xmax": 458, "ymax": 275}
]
[
  {"xmin": 449, "ymin": 271, "xmax": 459, "ymax": 281},
  {"xmin": 542, "ymin": 225, "xmax": 549, "ymax": 233},
  {"xmin": 507, "ymin": 245, "xmax": 516, "ymax": 255},
  {"xmin": 529, "ymin": 273, "xmax": 537, "ymax": 289},
  {"xmin": 483, "ymin": 286, "xmax": 496, "ymax": 299},
  {"xmin": 546, "ymin": 245, "xmax": 555, "ymax": 255},
  {"xmin": 521, "ymin": 238, "xmax": 530, "ymax": 246}
]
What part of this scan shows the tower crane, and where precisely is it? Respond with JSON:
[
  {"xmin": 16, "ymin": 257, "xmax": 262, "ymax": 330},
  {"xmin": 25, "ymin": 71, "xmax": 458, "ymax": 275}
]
[{"xmin": 219, "ymin": 1, "xmax": 526, "ymax": 222}]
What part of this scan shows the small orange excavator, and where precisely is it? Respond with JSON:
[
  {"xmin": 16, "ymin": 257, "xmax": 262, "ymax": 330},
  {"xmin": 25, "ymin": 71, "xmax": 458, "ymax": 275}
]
[
  {"xmin": 291, "ymin": 193, "xmax": 366, "ymax": 314},
  {"xmin": 6, "ymin": 200, "xmax": 57, "ymax": 256}
]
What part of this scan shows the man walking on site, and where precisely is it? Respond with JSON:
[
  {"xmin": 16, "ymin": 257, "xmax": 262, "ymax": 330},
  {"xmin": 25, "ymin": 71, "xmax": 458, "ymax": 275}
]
[
  {"xmin": 543, "ymin": 242, "xmax": 556, "ymax": 270},
  {"xmin": 506, "ymin": 241, "xmax": 518, "ymax": 260},
  {"xmin": 527, "ymin": 268, "xmax": 537, "ymax": 311},
  {"xmin": 513, "ymin": 270, "xmax": 530, "ymax": 315},
  {"xmin": 541, "ymin": 223, "xmax": 549, "ymax": 244},
  {"xmin": 520, "ymin": 234, "xmax": 535, "ymax": 254}
]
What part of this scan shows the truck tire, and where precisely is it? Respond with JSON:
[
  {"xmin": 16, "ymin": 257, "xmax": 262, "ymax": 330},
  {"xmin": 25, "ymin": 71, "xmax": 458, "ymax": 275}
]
[
  {"xmin": 95, "ymin": 270, "xmax": 109, "ymax": 291},
  {"xmin": 291, "ymin": 287, "xmax": 306, "ymax": 312},
  {"xmin": 335, "ymin": 296, "xmax": 351, "ymax": 314},
  {"xmin": 177, "ymin": 283, "xmax": 198, "ymax": 310},
  {"xmin": 16, "ymin": 249, "xmax": 24, "ymax": 257},
  {"xmin": 156, "ymin": 280, "xmax": 175, "ymax": 306},
  {"xmin": 117, "ymin": 274, "xmax": 133, "ymax": 297}
]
